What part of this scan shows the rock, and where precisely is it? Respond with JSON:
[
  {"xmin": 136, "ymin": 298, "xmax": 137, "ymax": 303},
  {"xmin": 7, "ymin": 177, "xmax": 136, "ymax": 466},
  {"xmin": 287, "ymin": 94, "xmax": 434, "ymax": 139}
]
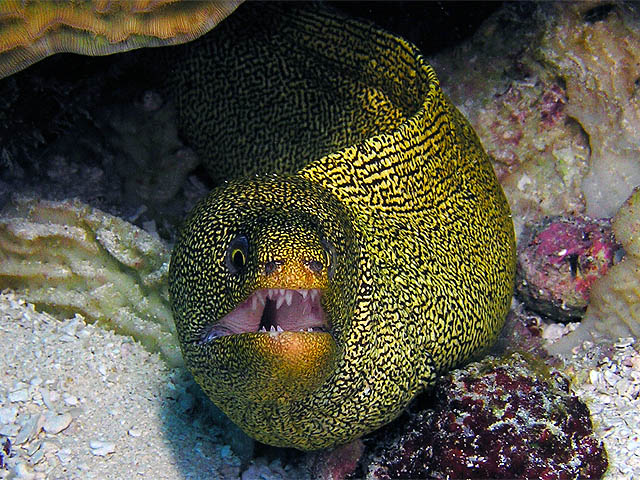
[
  {"xmin": 364, "ymin": 353, "xmax": 607, "ymax": 479},
  {"xmin": 516, "ymin": 216, "xmax": 620, "ymax": 321}
]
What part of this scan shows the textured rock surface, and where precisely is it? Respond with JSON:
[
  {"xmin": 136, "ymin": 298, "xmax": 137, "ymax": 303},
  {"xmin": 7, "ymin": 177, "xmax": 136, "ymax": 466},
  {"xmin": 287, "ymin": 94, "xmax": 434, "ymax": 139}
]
[
  {"xmin": 539, "ymin": 2, "xmax": 640, "ymax": 218},
  {"xmin": 550, "ymin": 187, "xmax": 640, "ymax": 354},
  {"xmin": 364, "ymin": 353, "xmax": 608, "ymax": 480},
  {"xmin": 431, "ymin": 2, "xmax": 640, "ymax": 235},
  {"xmin": 516, "ymin": 216, "xmax": 620, "ymax": 321}
]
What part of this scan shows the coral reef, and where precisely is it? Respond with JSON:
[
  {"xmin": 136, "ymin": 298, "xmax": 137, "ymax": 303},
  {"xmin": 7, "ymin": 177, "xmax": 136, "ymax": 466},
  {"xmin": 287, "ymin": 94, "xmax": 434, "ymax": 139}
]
[
  {"xmin": 95, "ymin": 90, "xmax": 200, "ymax": 212},
  {"xmin": 429, "ymin": 4, "xmax": 590, "ymax": 237},
  {"xmin": 431, "ymin": 2, "xmax": 640, "ymax": 235},
  {"xmin": 516, "ymin": 216, "xmax": 620, "ymax": 321},
  {"xmin": 0, "ymin": 0, "xmax": 242, "ymax": 79},
  {"xmin": 539, "ymin": 2, "xmax": 640, "ymax": 218},
  {"xmin": 0, "ymin": 196, "xmax": 181, "ymax": 365},
  {"xmin": 364, "ymin": 353, "xmax": 608, "ymax": 480},
  {"xmin": 549, "ymin": 187, "xmax": 640, "ymax": 355}
]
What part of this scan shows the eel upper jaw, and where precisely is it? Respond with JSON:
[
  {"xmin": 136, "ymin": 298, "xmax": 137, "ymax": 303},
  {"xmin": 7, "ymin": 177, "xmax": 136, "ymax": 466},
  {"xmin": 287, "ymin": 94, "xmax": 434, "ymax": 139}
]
[{"xmin": 199, "ymin": 288, "xmax": 328, "ymax": 343}]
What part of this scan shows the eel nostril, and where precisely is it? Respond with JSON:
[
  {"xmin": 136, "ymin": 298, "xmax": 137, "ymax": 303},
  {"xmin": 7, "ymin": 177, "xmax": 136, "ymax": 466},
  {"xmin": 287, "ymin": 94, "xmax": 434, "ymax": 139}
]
[
  {"xmin": 307, "ymin": 259, "xmax": 324, "ymax": 273},
  {"xmin": 264, "ymin": 260, "xmax": 282, "ymax": 275}
]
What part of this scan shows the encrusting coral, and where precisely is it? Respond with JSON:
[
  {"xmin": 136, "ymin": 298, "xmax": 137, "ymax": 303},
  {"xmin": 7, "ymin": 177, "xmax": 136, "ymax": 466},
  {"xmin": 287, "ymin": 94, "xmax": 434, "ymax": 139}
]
[
  {"xmin": 0, "ymin": 195, "xmax": 181, "ymax": 365},
  {"xmin": 549, "ymin": 187, "xmax": 640, "ymax": 355},
  {"xmin": 516, "ymin": 216, "xmax": 620, "ymax": 321},
  {"xmin": 0, "ymin": 0, "xmax": 242, "ymax": 79},
  {"xmin": 364, "ymin": 353, "xmax": 608, "ymax": 480}
]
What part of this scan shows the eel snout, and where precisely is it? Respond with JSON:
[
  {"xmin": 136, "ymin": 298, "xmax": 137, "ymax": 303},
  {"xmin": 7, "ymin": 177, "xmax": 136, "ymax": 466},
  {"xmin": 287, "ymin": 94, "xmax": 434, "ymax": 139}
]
[{"xmin": 200, "ymin": 288, "xmax": 328, "ymax": 342}]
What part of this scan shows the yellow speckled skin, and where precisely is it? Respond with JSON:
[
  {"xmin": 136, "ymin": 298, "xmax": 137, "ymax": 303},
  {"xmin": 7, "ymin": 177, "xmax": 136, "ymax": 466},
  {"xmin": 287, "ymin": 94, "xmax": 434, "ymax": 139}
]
[{"xmin": 168, "ymin": 4, "xmax": 516, "ymax": 450}]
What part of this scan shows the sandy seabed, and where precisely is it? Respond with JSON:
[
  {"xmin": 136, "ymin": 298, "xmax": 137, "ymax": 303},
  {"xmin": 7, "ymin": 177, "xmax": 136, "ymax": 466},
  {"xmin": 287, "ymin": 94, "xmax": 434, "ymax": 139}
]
[
  {"xmin": 2, "ymin": 289, "xmax": 640, "ymax": 479},
  {"xmin": 0, "ymin": 291, "xmax": 308, "ymax": 480}
]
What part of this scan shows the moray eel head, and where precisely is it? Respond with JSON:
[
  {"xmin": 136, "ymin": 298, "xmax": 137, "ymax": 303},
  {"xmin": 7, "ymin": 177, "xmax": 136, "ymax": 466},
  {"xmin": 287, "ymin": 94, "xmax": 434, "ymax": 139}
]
[{"xmin": 169, "ymin": 176, "xmax": 357, "ymax": 404}]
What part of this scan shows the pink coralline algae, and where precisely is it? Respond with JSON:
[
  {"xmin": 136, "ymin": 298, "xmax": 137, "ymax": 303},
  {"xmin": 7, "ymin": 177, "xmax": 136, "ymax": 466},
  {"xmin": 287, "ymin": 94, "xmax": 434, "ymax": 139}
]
[
  {"xmin": 516, "ymin": 216, "xmax": 621, "ymax": 321},
  {"xmin": 365, "ymin": 354, "xmax": 607, "ymax": 480}
]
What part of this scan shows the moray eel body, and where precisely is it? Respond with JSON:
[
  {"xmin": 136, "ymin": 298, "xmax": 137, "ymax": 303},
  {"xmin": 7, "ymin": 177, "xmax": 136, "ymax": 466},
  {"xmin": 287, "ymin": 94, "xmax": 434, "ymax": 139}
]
[{"xmin": 168, "ymin": 4, "xmax": 516, "ymax": 450}]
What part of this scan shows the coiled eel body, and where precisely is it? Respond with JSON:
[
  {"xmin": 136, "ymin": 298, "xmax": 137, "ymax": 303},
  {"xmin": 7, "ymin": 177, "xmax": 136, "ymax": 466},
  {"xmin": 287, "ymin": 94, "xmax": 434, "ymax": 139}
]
[{"xmin": 168, "ymin": 3, "xmax": 516, "ymax": 450}]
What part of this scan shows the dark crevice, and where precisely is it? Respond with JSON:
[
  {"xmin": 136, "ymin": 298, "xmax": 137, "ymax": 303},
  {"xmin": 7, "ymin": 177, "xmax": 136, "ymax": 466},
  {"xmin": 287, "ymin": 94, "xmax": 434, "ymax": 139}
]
[{"xmin": 583, "ymin": 4, "xmax": 615, "ymax": 24}]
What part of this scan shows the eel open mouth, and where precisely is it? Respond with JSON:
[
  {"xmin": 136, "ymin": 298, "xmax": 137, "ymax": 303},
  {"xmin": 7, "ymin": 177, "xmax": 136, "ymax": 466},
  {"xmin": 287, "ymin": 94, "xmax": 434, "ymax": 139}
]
[{"xmin": 200, "ymin": 289, "xmax": 328, "ymax": 343}]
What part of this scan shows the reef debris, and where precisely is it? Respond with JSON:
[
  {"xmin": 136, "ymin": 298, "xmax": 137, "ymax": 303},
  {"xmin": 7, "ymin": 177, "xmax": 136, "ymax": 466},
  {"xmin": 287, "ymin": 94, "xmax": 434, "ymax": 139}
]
[
  {"xmin": 549, "ymin": 187, "xmax": 640, "ymax": 354},
  {"xmin": 364, "ymin": 353, "xmax": 608, "ymax": 480},
  {"xmin": 516, "ymin": 216, "xmax": 621, "ymax": 321},
  {"xmin": 0, "ymin": 195, "xmax": 180, "ymax": 365}
]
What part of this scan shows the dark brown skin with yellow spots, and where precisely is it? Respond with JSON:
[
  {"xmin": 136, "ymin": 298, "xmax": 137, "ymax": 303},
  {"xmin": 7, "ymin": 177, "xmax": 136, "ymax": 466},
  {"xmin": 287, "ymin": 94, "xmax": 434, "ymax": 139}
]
[{"xmin": 168, "ymin": 4, "xmax": 516, "ymax": 450}]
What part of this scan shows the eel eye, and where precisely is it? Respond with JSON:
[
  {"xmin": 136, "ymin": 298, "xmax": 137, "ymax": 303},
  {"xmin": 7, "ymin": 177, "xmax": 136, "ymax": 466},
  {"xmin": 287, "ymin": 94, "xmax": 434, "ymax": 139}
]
[{"xmin": 225, "ymin": 235, "xmax": 248, "ymax": 274}]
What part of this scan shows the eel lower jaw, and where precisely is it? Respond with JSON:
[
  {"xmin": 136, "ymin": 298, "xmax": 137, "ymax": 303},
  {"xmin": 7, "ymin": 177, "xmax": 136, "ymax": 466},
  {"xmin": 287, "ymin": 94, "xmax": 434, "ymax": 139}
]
[{"xmin": 199, "ymin": 288, "xmax": 328, "ymax": 343}]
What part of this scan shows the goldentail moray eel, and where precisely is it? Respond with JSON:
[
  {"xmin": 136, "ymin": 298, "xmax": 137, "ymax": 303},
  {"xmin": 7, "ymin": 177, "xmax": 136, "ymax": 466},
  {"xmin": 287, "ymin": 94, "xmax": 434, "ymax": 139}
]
[{"xmin": 168, "ymin": 3, "xmax": 516, "ymax": 450}]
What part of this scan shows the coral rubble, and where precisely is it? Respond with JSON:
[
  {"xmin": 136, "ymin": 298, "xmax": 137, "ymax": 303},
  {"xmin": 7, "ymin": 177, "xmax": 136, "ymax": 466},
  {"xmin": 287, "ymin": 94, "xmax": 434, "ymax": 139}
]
[
  {"xmin": 550, "ymin": 187, "xmax": 640, "ymax": 354},
  {"xmin": 365, "ymin": 353, "xmax": 608, "ymax": 480},
  {"xmin": 516, "ymin": 216, "xmax": 620, "ymax": 321}
]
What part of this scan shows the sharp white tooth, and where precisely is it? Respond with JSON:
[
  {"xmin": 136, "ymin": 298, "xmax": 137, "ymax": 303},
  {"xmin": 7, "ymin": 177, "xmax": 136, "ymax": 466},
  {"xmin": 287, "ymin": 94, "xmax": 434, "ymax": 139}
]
[
  {"xmin": 307, "ymin": 327, "xmax": 313, "ymax": 332},
  {"xmin": 270, "ymin": 325, "xmax": 276, "ymax": 332},
  {"xmin": 276, "ymin": 295, "xmax": 285, "ymax": 309},
  {"xmin": 310, "ymin": 290, "xmax": 318, "ymax": 301},
  {"xmin": 279, "ymin": 288, "xmax": 285, "ymax": 296},
  {"xmin": 285, "ymin": 291, "xmax": 293, "ymax": 306},
  {"xmin": 300, "ymin": 290, "xmax": 308, "ymax": 300},
  {"xmin": 259, "ymin": 291, "xmax": 266, "ymax": 306},
  {"xmin": 276, "ymin": 325, "xmax": 284, "ymax": 332},
  {"xmin": 259, "ymin": 326, "xmax": 267, "ymax": 333}
]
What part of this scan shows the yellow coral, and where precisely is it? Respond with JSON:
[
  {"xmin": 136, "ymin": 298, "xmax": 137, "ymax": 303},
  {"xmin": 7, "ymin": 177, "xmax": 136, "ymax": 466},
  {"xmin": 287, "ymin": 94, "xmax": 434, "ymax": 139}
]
[{"xmin": 0, "ymin": 0, "xmax": 242, "ymax": 78}]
